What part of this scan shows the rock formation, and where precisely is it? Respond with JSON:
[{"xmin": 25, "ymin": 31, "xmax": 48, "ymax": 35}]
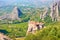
[
  {"xmin": 10, "ymin": 7, "xmax": 20, "ymax": 20},
  {"xmin": 0, "ymin": 33, "xmax": 12, "ymax": 40},
  {"xmin": 50, "ymin": 0, "xmax": 60, "ymax": 21},
  {"xmin": 58, "ymin": 1, "xmax": 60, "ymax": 21},
  {"xmin": 40, "ymin": 7, "xmax": 48, "ymax": 20},
  {"xmin": 0, "ymin": 6, "xmax": 22, "ymax": 21},
  {"xmin": 27, "ymin": 21, "xmax": 44, "ymax": 35},
  {"xmin": 50, "ymin": 2, "xmax": 59, "ymax": 21},
  {"xmin": 40, "ymin": 1, "xmax": 60, "ymax": 21}
]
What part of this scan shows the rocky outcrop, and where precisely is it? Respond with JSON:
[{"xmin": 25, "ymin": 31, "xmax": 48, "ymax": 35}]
[
  {"xmin": 40, "ymin": 1, "xmax": 60, "ymax": 21},
  {"xmin": 50, "ymin": 1, "xmax": 60, "ymax": 21},
  {"xmin": 50, "ymin": 2, "xmax": 59, "ymax": 21},
  {"xmin": 40, "ymin": 7, "xmax": 48, "ymax": 20},
  {"xmin": 0, "ymin": 6, "xmax": 22, "ymax": 21},
  {"xmin": 27, "ymin": 21, "xmax": 44, "ymax": 35},
  {"xmin": 10, "ymin": 7, "xmax": 20, "ymax": 20},
  {"xmin": 0, "ymin": 33, "xmax": 12, "ymax": 40}
]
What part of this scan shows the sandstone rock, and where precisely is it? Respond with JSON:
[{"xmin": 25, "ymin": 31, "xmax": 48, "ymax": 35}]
[
  {"xmin": 0, "ymin": 6, "xmax": 22, "ymax": 21},
  {"xmin": 40, "ymin": 7, "xmax": 48, "ymax": 20},
  {"xmin": 27, "ymin": 21, "xmax": 44, "ymax": 35},
  {"xmin": 0, "ymin": 33, "xmax": 12, "ymax": 40},
  {"xmin": 50, "ymin": 2, "xmax": 60, "ymax": 21}
]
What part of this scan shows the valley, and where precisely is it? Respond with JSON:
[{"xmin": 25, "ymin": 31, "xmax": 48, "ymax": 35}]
[{"xmin": 0, "ymin": 0, "xmax": 60, "ymax": 40}]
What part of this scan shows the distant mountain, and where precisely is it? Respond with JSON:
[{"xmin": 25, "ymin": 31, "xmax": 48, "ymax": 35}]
[{"xmin": 0, "ymin": 7, "xmax": 22, "ymax": 20}]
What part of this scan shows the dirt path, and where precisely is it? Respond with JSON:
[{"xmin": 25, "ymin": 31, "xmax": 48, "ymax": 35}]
[{"xmin": 16, "ymin": 37, "xmax": 25, "ymax": 40}]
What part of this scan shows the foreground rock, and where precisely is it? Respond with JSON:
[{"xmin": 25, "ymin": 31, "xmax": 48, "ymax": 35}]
[
  {"xmin": 0, "ymin": 33, "xmax": 12, "ymax": 40},
  {"xmin": 27, "ymin": 21, "xmax": 44, "ymax": 35}
]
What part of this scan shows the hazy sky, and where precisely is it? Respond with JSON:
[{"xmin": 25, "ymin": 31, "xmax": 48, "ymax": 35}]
[
  {"xmin": 0, "ymin": 0, "xmax": 54, "ymax": 7},
  {"xmin": 0, "ymin": 0, "xmax": 53, "ymax": 2}
]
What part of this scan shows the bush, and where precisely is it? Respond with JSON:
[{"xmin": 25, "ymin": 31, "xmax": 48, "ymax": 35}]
[
  {"xmin": 25, "ymin": 34, "xmax": 37, "ymax": 40},
  {"xmin": 44, "ymin": 15, "xmax": 52, "ymax": 23}
]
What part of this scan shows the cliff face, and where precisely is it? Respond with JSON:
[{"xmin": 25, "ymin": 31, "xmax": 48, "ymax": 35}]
[
  {"xmin": 40, "ymin": 1, "xmax": 60, "ymax": 21},
  {"xmin": 10, "ymin": 7, "xmax": 20, "ymax": 20},
  {"xmin": 0, "ymin": 6, "xmax": 22, "ymax": 21},
  {"xmin": 50, "ymin": 1, "xmax": 60, "ymax": 21},
  {"xmin": 58, "ymin": 1, "xmax": 60, "ymax": 16},
  {"xmin": 50, "ymin": 2, "xmax": 59, "ymax": 21},
  {"xmin": 40, "ymin": 7, "xmax": 48, "ymax": 20}
]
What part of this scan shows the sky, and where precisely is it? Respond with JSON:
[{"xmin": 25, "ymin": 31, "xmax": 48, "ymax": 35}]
[{"xmin": 0, "ymin": 0, "xmax": 55, "ymax": 7}]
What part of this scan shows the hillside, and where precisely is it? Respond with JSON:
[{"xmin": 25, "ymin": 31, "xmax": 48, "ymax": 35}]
[
  {"xmin": 0, "ymin": 0, "xmax": 60, "ymax": 40},
  {"xmin": 15, "ymin": 22, "xmax": 60, "ymax": 40},
  {"xmin": 25, "ymin": 22, "xmax": 60, "ymax": 40}
]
